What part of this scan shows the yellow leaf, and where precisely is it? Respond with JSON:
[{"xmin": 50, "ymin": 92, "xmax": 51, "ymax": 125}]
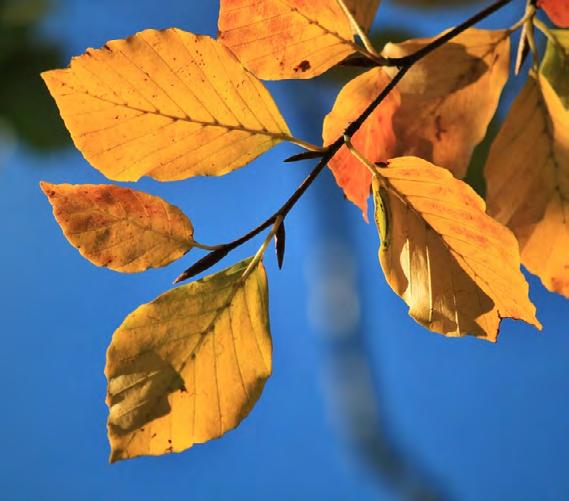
[
  {"xmin": 485, "ymin": 74, "xmax": 569, "ymax": 297},
  {"xmin": 322, "ymin": 67, "xmax": 400, "ymax": 219},
  {"xmin": 41, "ymin": 182, "xmax": 194, "ymax": 273},
  {"xmin": 106, "ymin": 258, "xmax": 272, "ymax": 462},
  {"xmin": 343, "ymin": 0, "xmax": 381, "ymax": 33},
  {"xmin": 382, "ymin": 29, "xmax": 510, "ymax": 178},
  {"xmin": 41, "ymin": 29, "xmax": 291, "ymax": 182},
  {"xmin": 373, "ymin": 157, "xmax": 540, "ymax": 341},
  {"xmin": 218, "ymin": 0, "xmax": 358, "ymax": 80}
]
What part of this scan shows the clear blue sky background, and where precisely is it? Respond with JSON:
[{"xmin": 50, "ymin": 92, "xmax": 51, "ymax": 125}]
[{"xmin": 1, "ymin": 1, "xmax": 568, "ymax": 500}]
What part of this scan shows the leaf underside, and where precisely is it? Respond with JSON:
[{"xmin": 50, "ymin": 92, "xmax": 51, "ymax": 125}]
[
  {"xmin": 382, "ymin": 28, "xmax": 510, "ymax": 178},
  {"xmin": 374, "ymin": 157, "xmax": 540, "ymax": 341},
  {"xmin": 485, "ymin": 74, "xmax": 569, "ymax": 298}
]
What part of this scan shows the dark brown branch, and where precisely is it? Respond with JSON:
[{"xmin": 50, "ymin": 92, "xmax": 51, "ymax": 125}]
[{"xmin": 175, "ymin": 0, "xmax": 513, "ymax": 284}]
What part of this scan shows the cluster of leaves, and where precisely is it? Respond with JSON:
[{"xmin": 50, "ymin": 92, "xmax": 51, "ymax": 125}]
[{"xmin": 40, "ymin": 0, "xmax": 568, "ymax": 462}]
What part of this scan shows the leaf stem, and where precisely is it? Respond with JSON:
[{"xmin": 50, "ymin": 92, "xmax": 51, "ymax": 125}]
[
  {"xmin": 175, "ymin": 0, "xmax": 514, "ymax": 283},
  {"xmin": 192, "ymin": 241, "xmax": 225, "ymax": 251},
  {"xmin": 336, "ymin": 0, "xmax": 379, "ymax": 57},
  {"xmin": 241, "ymin": 215, "xmax": 284, "ymax": 280},
  {"xmin": 534, "ymin": 17, "xmax": 561, "ymax": 47},
  {"xmin": 343, "ymin": 135, "xmax": 380, "ymax": 176},
  {"xmin": 282, "ymin": 135, "xmax": 325, "ymax": 152}
]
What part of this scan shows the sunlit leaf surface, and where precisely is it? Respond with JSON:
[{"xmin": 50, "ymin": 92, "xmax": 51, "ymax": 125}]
[
  {"xmin": 106, "ymin": 258, "xmax": 272, "ymax": 462},
  {"xmin": 42, "ymin": 29, "xmax": 291, "ymax": 181}
]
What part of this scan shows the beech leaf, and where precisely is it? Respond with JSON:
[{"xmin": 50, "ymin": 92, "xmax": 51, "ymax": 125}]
[
  {"xmin": 106, "ymin": 258, "xmax": 272, "ymax": 462},
  {"xmin": 485, "ymin": 74, "xmax": 569, "ymax": 297},
  {"xmin": 540, "ymin": 29, "xmax": 569, "ymax": 107},
  {"xmin": 382, "ymin": 28, "xmax": 510, "ymax": 178},
  {"xmin": 539, "ymin": 0, "xmax": 569, "ymax": 28},
  {"xmin": 218, "ymin": 0, "xmax": 358, "ymax": 80},
  {"xmin": 41, "ymin": 29, "xmax": 291, "ymax": 182},
  {"xmin": 373, "ymin": 157, "xmax": 541, "ymax": 341},
  {"xmin": 41, "ymin": 182, "xmax": 194, "ymax": 273},
  {"xmin": 323, "ymin": 67, "xmax": 400, "ymax": 219},
  {"xmin": 343, "ymin": 0, "xmax": 381, "ymax": 33}
]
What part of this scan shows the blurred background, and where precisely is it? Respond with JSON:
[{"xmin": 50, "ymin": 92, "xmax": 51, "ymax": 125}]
[{"xmin": 1, "ymin": 0, "xmax": 568, "ymax": 499}]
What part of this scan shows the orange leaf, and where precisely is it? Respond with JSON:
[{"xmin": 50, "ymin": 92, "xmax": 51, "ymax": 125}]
[
  {"xmin": 382, "ymin": 29, "xmax": 510, "ymax": 178},
  {"xmin": 485, "ymin": 73, "xmax": 569, "ymax": 297},
  {"xmin": 322, "ymin": 68, "xmax": 400, "ymax": 219},
  {"xmin": 539, "ymin": 0, "xmax": 569, "ymax": 27},
  {"xmin": 218, "ymin": 0, "xmax": 358, "ymax": 80},
  {"xmin": 373, "ymin": 157, "xmax": 540, "ymax": 341},
  {"xmin": 41, "ymin": 182, "xmax": 194, "ymax": 273}
]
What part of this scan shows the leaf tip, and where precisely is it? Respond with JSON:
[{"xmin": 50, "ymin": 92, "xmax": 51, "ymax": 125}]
[{"xmin": 40, "ymin": 181, "xmax": 56, "ymax": 199}]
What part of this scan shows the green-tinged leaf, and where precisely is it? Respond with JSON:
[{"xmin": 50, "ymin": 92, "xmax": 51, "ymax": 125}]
[
  {"xmin": 106, "ymin": 258, "xmax": 272, "ymax": 462},
  {"xmin": 41, "ymin": 182, "xmax": 194, "ymax": 273},
  {"xmin": 540, "ymin": 29, "xmax": 569, "ymax": 107}
]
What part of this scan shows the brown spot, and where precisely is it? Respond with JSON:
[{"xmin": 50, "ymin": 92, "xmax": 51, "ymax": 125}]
[
  {"xmin": 294, "ymin": 60, "xmax": 311, "ymax": 73},
  {"xmin": 435, "ymin": 115, "xmax": 447, "ymax": 141}
]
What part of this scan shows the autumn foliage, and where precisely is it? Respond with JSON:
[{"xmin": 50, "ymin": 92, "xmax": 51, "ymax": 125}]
[{"xmin": 39, "ymin": 0, "xmax": 568, "ymax": 462}]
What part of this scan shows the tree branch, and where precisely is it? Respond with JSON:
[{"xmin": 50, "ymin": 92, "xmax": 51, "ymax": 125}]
[{"xmin": 175, "ymin": 0, "xmax": 513, "ymax": 284}]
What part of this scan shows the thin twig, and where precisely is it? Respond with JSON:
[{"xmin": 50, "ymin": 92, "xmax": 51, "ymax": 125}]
[
  {"xmin": 192, "ymin": 241, "xmax": 225, "ymax": 251},
  {"xmin": 534, "ymin": 17, "xmax": 562, "ymax": 48},
  {"xmin": 241, "ymin": 216, "xmax": 284, "ymax": 280},
  {"xmin": 280, "ymin": 135, "xmax": 324, "ymax": 152},
  {"xmin": 343, "ymin": 135, "xmax": 380, "ymax": 176},
  {"xmin": 175, "ymin": 0, "xmax": 513, "ymax": 283}
]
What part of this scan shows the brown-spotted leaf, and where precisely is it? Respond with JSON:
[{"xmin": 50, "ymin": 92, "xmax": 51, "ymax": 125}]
[
  {"xmin": 382, "ymin": 29, "xmax": 510, "ymax": 178},
  {"xmin": 218, "ymin": 0, "xmax": 358, "ymax": 80},
  {"xmin": 485, "ymin": 74, "xmax": 569, "ymax": 297},
  {"xmin": 374, "ymin": 157, "xmax": 540, "ymax": 341},
  {"xmin": 323, "ymin": 67, "xmax": 400, "ymax": 219},
  {"xmin": 539, "ymin": 0, "xmax": 569, "ymax": 28},
  {"xmin": 41, "ymin": 30, "xmax": 291, "ymax": 182},
  {"xmin": 41, "ymin": 182, "xmax": 194, "ymax": 273},
  {"xmin": 106, "ymin": 258, "xmax": 272, "ymax": 462}
]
